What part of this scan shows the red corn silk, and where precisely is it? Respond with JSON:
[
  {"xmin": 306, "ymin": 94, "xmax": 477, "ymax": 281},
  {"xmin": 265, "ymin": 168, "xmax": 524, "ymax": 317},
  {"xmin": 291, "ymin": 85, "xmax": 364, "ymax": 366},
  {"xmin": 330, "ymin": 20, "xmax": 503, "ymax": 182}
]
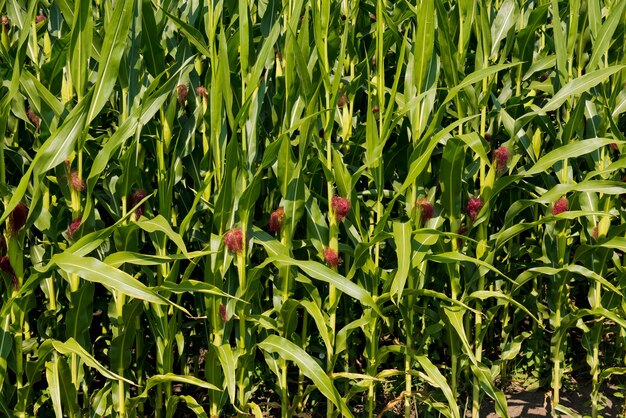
[
  {"xmin": 332, "ymin": 195, "xmax": 350, "ymax": 222},
  {"xmin": 224, "ymin": 228, "xmax": 244, "ymax": 254},
  {"xmin": 466, "ymin": 197, "xmax": 483, "ymax": 222},
  {"xmin": 0, "ymin": 256, "xmax": 17, "ymax": 288},
  {"xmin": 323, "ymin": 247, "xmax": 341, "ymax": 268},
  {"xmin": 8, "ymin": 203, "xmax": 28, "ymax": 236},
  {"xmin": 338, "ymin": 93, "xmax": 348, "ymax": 107},
  {"xmin": 219, "ymin": 303, "xmax": 228, "ymax": 323},
  {"xmin": 551, "ymin": 197, "xmax": 568, "ymax": 215},
  {"xmin": 416, "ymin": 197, "xmax": 434, "ymax": 224},
  {"xmin": 69, "ymin": 171, "xmax": 85, "ymax": 191},
  {"xmin": 27, "ymin": 108, "xmax": 40, "ymax": 130},
  {"xmin": 494, "ymin": 146, "xmax": 509, "ymax": 174},
  {"xmin": 177, "ymin": 84, "xmax": 188, "ymax": 105},
  {"xmin": 67, "ymin": 217, "xmax": 82, "ymax": 239},
  {"xmin": 129, "ymin": 189, "xmax": 148, "ymax": 218},
  {"xmin": 196, "ymin": 86, "xmax": 208, "ymax": 100},
  {"xmin": 269, "ymin": 208, "xmax": 285, "ymax": 234}
]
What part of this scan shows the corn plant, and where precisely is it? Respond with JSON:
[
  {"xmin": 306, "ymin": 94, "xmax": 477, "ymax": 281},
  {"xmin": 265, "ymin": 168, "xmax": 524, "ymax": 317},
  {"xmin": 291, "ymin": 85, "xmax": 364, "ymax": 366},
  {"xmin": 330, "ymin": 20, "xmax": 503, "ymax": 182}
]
[{"xmin": 1, "ymin": 0, "xmax": 626, "ymax": 417}]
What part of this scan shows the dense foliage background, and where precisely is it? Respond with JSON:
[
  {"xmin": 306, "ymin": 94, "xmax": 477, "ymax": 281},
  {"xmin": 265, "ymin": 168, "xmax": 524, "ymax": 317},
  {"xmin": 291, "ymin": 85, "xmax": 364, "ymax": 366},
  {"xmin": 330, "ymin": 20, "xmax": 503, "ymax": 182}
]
[{"xmin": 1, "ymin": 0, "xmax": 626, "ymax": 416}]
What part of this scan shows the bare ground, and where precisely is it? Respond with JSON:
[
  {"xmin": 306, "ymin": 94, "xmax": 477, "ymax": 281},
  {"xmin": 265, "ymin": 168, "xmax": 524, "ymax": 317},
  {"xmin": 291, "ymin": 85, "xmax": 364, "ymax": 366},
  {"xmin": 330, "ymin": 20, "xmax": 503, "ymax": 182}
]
[{"xmin": 470, "ymin": 385, "xmax": 625, "ymax": 418}]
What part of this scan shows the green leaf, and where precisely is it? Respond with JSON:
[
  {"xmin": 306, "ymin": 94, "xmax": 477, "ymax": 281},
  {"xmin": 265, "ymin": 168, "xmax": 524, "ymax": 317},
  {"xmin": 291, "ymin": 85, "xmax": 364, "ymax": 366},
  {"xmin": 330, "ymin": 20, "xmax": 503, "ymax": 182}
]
[
  {"xmin": 50, "ymin": 253, "xmax": 166, "ymax": 305},
  {"xmin": 336, "ymin": 317, "xmax": 370, "ymax": 355},
  {"xmin": 264, "ymin": 255, "xmax": 383, "ymax": 317},
  {"xmin": 426, "ymin": 252, "xmax": 512, "ymax": 283},
  {"xmin": 540, "ymin": 66, "xmax": 626, "ymax": 113},
  {"xmin": 440, "ymin": 138, "xmax": 465, "ymax": 225},
  {"xmin": 141, "ymin": 0, "xmax": 165, "ymax": 77},
  {"xmin": 550, "ymin": 0, "xmax": 567, "ymax": 88},
  {"xmin": 159, "ymin": 8, "xmax": 211, "ymax": 57},
  {"xmin": 104, "ymin": 250, "xmax": 212, "ymax": 268},
  {"xmin": 442, "ymin": 63, "xmax": 520, "ymax": 105},
  {"xmin": 490, "ymin": 0, "xmax": 517, "ymax": 60},
  {"xmin": 87, "ymin": 59, "xmax": 193, "ymax": 185},
  {"xmin": 399, "ymin": 115, "xmax": 479, "ymax": 196},
  {"xmin": 0, "ymin": 315, "xmax": 12, "ymax": 389},
  {"xmin": 258, "ymin": 335, "xmax": 353, "ymax": 418},
  {"xmin": 171, "ymin": 396, "xmax": 209, "ymax": 418},
  {"xmin": 470, "ymin": 364, "xmax": 510, "ymax": 418},
  {"xmin": 45, "ymin": 357, "xmax": 64, "ymax": 418},
  {"xmin": 136, "ymin": 215, "xmax": 189, "ymax": 257},
  {"xmin": 552, "ymin": 308, "xmax": 626, "ymax": 365},
  {"xmin": 516, "ymin": 5, "xmax": 549, "ymax": 75},
  {"xmin": 251, "ymin": 227, "xmax": 289, "ymax": 257},
  {"xmin": 20, "ymin": 70, "xmax": 64, "ymax": 117},
  {"xmin": 134, "ymin": 373, "xmax": 220, "ymax": 398},
  {"xmin": 69, "ymin": 0, "xmax": 92, "ymax": 99},
  {"xmin": 48, "ymin": 338, "xmax": 135, "ymax": 385},
  {"xmin": 586, "ymin": 1, "xmax": 626, "ymax": 71},
  {"xmin": 390, "ymin": 221, "xmax": 412, "ymax": 302},
  {"xmin": 523, "ymin": 138, "xmax": 620, "ymax": 176},
  {"xmin": 467, "ymin": 291, "xmax": 541, "ymax": 327},
  {"xmin": 65, "ymin": 282, "xmax": 95, "ymax": 347},
  {"xmin": 215, "ymin": 344, "xmax": 237, "ymax": 404},
  {"xmin": 301, "ymin": 300, "xmax": 333, "ymax": 359},
  {"xmin": 284, "ymin": 163, "xmax": 306, "ymax": 237},
  {"xmin": 457, "ymin": 132, "xmax": 490, "ymax": 163},
  {"xmin": 415, "ymin": 355, "xmax": 460, "ymax": 418},
  {"xmin": 522, "ymin": 265, "xmax": 621, "ymax": 296},
  {"xmin": 110, "ymin": 301, "xmax": 142, "ymax": 371},
  {"xmin": 86, "ymin": 0, "xmax": 135, "ymax": 123},
  {"xmin": 156, "ymin": 280, "xmax": 242, "ymax": 301},
  {"xmin": 1, "ymin": 92, "xmax": 92, "ymax": 224},
  {"xmin": 414, "ymin": 0, "xmax": 435, "ymax": 92},
  {"xmin": 443, "ymin": 307, "xmax": 477, "ymax": 365}
]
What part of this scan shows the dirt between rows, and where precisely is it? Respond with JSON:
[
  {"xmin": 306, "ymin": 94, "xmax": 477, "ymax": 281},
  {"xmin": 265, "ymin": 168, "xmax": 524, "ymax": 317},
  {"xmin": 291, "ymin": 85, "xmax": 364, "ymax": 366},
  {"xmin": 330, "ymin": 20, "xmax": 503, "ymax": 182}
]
[{"xmin": 471, "ymin": 386, "xmax": 624, "ymax": 417}]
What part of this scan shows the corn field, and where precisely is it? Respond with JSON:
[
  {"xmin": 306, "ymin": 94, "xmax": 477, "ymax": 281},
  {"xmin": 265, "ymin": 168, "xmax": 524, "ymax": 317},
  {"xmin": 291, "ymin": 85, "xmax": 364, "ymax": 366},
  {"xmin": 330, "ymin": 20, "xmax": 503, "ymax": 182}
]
[{"xmin": 1, "ymin": 0, "xmax": 626, "ymax": 416}]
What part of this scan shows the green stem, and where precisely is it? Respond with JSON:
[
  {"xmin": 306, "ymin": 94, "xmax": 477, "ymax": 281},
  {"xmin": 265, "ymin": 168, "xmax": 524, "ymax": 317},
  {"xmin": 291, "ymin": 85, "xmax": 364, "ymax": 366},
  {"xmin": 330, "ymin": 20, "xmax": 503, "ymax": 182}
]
[
  {"xmin": 326, "ymin": 134, "xmax": 338, "ymax": 418},
  {"xmin": 116, "ymin": 293, "xmax": 127, "ymax": 417},
  {"xmin": 551, "ymin": 229, "xmax": 568, "ymax": 415},
  {"xmin": 135, "ymin": 314, "xmax": 144, "ymax": 417},
  {"xmin": 0, "ymin": 126, "xmax": 5, "ymax": 187},
  {"xmin": 404, "ymin": 340, "xmax": 412, "ymax": 417},
  {"xmin": 237, "ymin": 248, "xmax": 248, "ymax": 413},
  {"xmin": 298, "ymin": 310, "xmax": 308, "ymax": 412},
  {"xmin": 280, "ymin": 230, "xmax": 291, "ymax": 417},
  {"xmin": 367, "ymin": 315, "xmax": 378, "ymax": 418}
]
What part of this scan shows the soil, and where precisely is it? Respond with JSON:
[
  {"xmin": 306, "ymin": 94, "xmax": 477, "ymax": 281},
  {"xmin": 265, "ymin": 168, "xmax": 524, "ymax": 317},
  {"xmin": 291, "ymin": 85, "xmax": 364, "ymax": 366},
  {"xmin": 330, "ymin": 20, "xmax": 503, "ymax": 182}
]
[
  {"xmin": 470, "ymin": 384, "xmax": 625, "ymax": 418},
  {"xmin": 241, "ymin": 377, "xmax": 626, "ymax": 417}
]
